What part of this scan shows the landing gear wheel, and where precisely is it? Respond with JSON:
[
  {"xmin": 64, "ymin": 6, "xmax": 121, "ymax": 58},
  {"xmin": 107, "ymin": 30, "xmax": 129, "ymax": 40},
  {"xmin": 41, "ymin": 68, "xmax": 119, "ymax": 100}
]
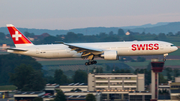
[
  {"xmin": 88, "ymin": 61, "xmax": 92, "ymax": 65},
  {"xmin": 85, "ymin": 62, "xmax": 89, "ymax": 66},
  {"xmin": 85, "ymin": 60, "xmax": 97, "ymax": 66},
  {"xmin": 163, "ymin": 58, "xmax": 166, "ymax": 62},
  {"xmin": 93, "ymin": 61, "xmax": 97, "ymax": 64}
]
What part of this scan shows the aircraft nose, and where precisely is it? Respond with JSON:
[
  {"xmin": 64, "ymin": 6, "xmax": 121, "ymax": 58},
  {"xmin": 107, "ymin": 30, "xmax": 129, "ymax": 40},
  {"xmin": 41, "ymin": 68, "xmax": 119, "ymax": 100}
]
[{"xmin": 175, "ymin": 46, "xmax": 178, "ymax": 51}]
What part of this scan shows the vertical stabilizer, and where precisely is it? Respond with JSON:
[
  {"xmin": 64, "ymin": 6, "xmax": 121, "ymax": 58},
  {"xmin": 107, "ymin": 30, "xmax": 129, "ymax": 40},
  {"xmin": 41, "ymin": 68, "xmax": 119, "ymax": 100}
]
[{"xmin": 6, "ymin": 24, "xmax": 34, "ymax": 47}]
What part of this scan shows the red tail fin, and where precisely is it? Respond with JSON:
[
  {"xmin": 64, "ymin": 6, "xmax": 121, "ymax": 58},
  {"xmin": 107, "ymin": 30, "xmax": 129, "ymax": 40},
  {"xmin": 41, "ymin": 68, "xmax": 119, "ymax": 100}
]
[{"xmin": 6, "ymin": 24, "xmax": 33, "ymax": 47}]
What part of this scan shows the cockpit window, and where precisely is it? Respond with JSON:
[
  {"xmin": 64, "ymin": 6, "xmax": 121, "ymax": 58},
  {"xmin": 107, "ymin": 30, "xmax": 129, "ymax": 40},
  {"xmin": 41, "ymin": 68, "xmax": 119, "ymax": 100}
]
[{"xmin": 171, "ymin": 45, "xmax": 175, "ymax": 47}]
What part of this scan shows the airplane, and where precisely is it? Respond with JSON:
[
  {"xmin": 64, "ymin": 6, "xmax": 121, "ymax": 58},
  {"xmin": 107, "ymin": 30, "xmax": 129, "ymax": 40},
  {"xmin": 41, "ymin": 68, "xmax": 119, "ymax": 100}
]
[{"xmin": 5, "ymin": 24, "xmax": 178, "ymax": 65}]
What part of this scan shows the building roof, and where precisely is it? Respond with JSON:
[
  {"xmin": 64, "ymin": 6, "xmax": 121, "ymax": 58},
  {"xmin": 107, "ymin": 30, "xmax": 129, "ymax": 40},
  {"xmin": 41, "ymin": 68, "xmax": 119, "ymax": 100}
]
[
  {"xmin": 94, "ymin": 73, "xmax": 135, "ymax": 75},
  {"xmin": 14, "ymin": 91, "xmax": 45, "ymax": 97},
  {"xmin": 66, "ymin": 95, "xmax": 86, "ymax": 99},
  {"xmin": 60, "ymin": 83, "xmax": 87, "ymax": 86}
]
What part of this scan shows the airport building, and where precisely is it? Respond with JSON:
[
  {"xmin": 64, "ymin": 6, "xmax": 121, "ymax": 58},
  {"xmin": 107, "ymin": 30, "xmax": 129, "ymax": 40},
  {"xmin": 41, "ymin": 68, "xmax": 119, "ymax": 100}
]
[
  {"xmin": 11, "ymin": 72, "xmax": 180, "ymax": 101},
  {"xmin": 88, "ymin": 73, "xmax": 145, "ymax": 91},
  {"xmin": 88, "ymin": 73, "xmax": 150, "ymax": 101}
]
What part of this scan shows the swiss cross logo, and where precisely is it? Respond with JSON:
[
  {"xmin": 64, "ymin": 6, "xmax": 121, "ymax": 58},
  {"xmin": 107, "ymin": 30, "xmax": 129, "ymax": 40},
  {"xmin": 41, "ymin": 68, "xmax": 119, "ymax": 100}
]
[{"xmin": 12, "ymin": 31, "xmax": 22, "ymax": 41}]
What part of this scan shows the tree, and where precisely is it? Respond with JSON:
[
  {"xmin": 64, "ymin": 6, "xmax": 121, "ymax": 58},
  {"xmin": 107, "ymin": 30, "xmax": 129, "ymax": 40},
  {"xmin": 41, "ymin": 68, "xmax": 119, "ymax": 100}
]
[
  {"xmin": 118, "ymin": 28, "xmax": 125, "ymax": 36},
  {"xmin": 109, "ymin": 31, "xmax": 114, "ymax": 36},
  {"xmin": 54, "ymin": 90, "xmax": 66, "ymax": 101},
  {"xmin": 65, "ymin": 32, "xmax": 78, "ymax": 42},
  {"xmin": 112, "ymin": 69, "xmax": 131, "ymax": 73},
  {"xmin": 165, "ymin": 67, "xmax": 172, "ymax": 81},
  {"xmin": 0, "ymin": 54, "xmax": 42, "ymax": 85},
  {"xmin": 0, "ymin": 32, "xmax": 6, "ymax": 40},
  {"xmin": 42, "ymin": 36, "xmax": 58, "ymax": 44},
  {"xmin": 10, "ymin": 64, "xmax": 45, "ymax": 91},
  {"xmin": 73, "ymin": 70, "xmax": 87, "ymax": 83},
  {"xmin": 28, "ymin": 71, "xmax": 46, "ymax": 91},
  {"xmin": 86, "ymin": 94, "xmax": 96, "ymax": 101},
  {"xmin": 159, "ymin": 73, "xmax": 167, "ymax": 83},
  {"xmin": 175, "ymin": 31, "xmax": 180, "ymax": 36},
  {"xmin": 33, "ymin": 97, "xmax": 43, "ymax": 101},
  {"xmin": 24, "ymin": 31, "xmax": 35, "ymax": 37},
  {"xmin": 158, "ymin": 33, "xmax": 167, "ymax": 40},
  {"xmin": 45, "ymin": 76, "xmax": 54, "ymax": 84},
  {"xmin": 173, "ymin": 68, "xmax": 180, "ymax": 78},
  {"xmin": 167, "ymin": 32, "xmax": 174, "ymax": 36},
  {"xmin": 54, "ymin": 69, "xmax": 68, "ymax": 85},
  {"xmin": 92, "ymin": 67, "xmax": 103, "ymax": 73},
  {"xmin": 137, "ymin": 56, "xmax": 146, "ymax": 62}
]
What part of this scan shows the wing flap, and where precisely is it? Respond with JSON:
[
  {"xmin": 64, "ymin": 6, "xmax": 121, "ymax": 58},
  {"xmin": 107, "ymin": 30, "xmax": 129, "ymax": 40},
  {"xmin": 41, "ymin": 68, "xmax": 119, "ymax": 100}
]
[
  {"xmin": 64, "ymin": 43, "xmax": 103, "ymax": 53},
  {"xmin": 61, "ymin": 42, "xmax": 103, "ymax": 58}
]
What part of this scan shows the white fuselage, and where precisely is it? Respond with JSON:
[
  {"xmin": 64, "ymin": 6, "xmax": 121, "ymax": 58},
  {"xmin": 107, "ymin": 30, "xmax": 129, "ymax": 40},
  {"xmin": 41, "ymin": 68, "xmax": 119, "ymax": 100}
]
[{"xmin": 7, "ymin": 41, "xmax": 178, "ymax": 59}]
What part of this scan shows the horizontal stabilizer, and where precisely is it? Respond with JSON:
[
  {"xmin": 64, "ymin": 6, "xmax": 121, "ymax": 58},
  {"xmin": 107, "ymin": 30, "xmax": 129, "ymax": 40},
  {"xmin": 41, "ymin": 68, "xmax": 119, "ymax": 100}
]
[{"xmin": 6, "ymin": 48, "xmax": 27, "ymax": 52}]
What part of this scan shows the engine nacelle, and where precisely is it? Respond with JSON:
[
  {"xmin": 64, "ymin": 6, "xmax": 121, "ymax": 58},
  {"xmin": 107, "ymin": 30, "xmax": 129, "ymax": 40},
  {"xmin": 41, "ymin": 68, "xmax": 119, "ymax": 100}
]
[{"xmin": 101, "ymin": 50, "xmax": 118, "ymax": 60}]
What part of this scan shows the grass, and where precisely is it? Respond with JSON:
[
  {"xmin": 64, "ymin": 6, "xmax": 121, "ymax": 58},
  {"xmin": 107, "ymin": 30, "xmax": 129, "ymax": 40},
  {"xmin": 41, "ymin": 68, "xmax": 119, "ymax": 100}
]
[
  {"xmin": 0, "ymin": 85, "xmax": 16, "ymax": 90},
  {"xmin": 124, "ymin": 61, "xmax": 151, "ymax": 67}
]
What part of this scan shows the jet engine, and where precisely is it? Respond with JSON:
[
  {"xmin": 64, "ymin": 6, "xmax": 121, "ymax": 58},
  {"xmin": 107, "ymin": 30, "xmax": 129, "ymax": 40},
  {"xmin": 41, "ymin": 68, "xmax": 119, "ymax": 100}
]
[{"xmin": 101, "ymin": 50, "xmax": 119, "ymax": 60}]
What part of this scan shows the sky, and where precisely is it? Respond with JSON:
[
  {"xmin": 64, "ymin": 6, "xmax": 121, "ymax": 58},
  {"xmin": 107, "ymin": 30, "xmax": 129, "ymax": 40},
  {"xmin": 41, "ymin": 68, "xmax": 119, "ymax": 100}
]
[{"xmin": 1, "ymin": 0, "xmax": 180, "ymax": 30}]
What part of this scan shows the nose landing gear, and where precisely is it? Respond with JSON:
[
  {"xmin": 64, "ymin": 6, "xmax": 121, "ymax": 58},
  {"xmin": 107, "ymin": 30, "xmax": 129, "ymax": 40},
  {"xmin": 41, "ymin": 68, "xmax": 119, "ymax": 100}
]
[{"xmin": 163, "ymin": 53, "xmax": 168, "ymax": 62}]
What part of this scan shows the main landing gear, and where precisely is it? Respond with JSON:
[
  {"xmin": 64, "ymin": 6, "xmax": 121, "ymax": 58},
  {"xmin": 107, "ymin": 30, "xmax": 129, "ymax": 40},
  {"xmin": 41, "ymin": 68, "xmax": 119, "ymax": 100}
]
[
  {"xmin": 85, "ymin": 60, "xmax": 97, "ymax": 66},
  {"xmin": 85, "ymin": 54, "xmax": 97, "ymax": 66}
]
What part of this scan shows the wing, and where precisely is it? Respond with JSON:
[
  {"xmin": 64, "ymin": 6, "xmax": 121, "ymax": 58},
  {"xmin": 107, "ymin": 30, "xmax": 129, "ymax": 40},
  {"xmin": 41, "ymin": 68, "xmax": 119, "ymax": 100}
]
[{"xmin": 62, "ymin": 42, "xmax": 103, "ymax": 58}]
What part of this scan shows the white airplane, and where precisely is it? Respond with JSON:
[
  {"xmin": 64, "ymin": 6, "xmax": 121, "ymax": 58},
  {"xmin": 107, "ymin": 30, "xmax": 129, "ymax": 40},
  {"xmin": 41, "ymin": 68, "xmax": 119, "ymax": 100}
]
[{"xmin": 6, "ymin": 24, "xmax": 178, "ymax": 65}]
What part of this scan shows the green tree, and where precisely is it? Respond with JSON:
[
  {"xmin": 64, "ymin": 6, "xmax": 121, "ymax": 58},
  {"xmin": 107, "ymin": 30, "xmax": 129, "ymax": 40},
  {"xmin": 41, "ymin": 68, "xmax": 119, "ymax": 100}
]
[
  {"xmin": 73, "ymin": 70, "xmax": 87, "ymax": 83},
  {"xmin": 112, "ymin": 69, "xmax": 131, "ymax": 73},
  {"xmin": 65, "ymin": 32, "xmax": 78, "ymax": 42},
  {"xmin": 106, "ymin": 65, "xmax": 111, "ymax": 71},
  {"xmin": 10, "ymin": 64, "xmax": 45, "ymax": 91},
  {"xmin": 42, "ymin": 36, "xmax": 58, "ymax": 44},
  {"xmin": 137, "ymin": 56, "xmax": 146, "ymax": 62},
  {"xmin": 10, "ymin": 64, "xmax": 34, "ymax": 90},
  {"xmin": 28, "ymin": 71, "xmax": 46, "ymax": 91},
  {"xmin": 24, "ymin": 31, "xmax": 35, "ymax": 37},
  {"xmin": 45, "ymin": 76, "xmax": 54, "ymax": 84},
  {"xmin": 159, "ymin": 73, "xmax": 167, "ymax": 83},
  {"xmin": 92, "ymin": 67, "xmax": 103, "ymax": 73},
  {"xmin": 33, "ymin": 97, "xmax": 43, "ymax": 101},
  {"xmin": 118, "ymin": 28, "xmax": 125, "ymax": 36},
  {"xmin": 86, "ymin": 94, "xmax": 96, "ymax": 101},
  {"xmin": 109, "ymin": 31, "xmax": 114, "ymax": 35},
  {"xmin": 0, "ymin": 32, "xmax": 6, "ymax": 40},
  {"xmin": 158, "ymin": 33, "xmax": 167, "ymax": 40},
  {"xmin": 0, "ymin": 54, "xmax": 42, "ymax": 85},
  {"xmin": 167, "ymin": 32, "xmax": 174, "ymax": 36},
  {"xmin": 175, "ymin": 31, "xmax": 180, "ymax": 36},
  {"xmin": 54, "ymin": 90, "xmax": 66, "ymax": 101},
  {"xmin": 165, "ymin": 67, "xmax": 172, "ymax": 81},
  {"xmin": 173, "ymin": 68, "xmax": 180, "ymax": 78},
  {"xmin": 54, "ymin": 69, "xmax": 68, "ymax": 85}
]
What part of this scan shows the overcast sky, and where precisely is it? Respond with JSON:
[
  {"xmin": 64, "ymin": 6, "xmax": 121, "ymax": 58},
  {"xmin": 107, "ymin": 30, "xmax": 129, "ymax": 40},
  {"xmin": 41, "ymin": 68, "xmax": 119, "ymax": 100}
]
[{"xmin": 1, "ymin": 0, "xmax": 180, "ymax": 30}]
